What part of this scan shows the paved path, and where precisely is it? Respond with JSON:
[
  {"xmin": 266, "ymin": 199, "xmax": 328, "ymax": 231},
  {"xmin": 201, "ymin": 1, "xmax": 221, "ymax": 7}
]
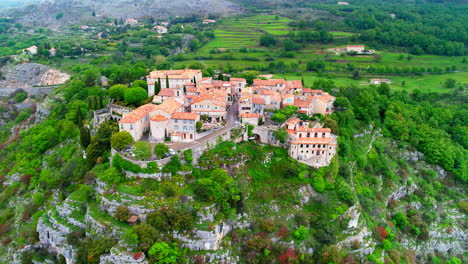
[{"xmin": 168, "ymin": 99, "xmax": 239, "ymax": 151}]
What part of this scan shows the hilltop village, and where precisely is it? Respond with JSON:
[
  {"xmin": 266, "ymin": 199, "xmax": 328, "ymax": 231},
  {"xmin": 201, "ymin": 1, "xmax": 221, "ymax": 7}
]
[{"xmin": 112, "ymin": 68, "xmax": 337, "ymax": 167}]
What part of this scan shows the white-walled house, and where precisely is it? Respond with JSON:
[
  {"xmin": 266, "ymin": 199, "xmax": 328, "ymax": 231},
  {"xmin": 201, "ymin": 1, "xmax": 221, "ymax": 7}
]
[
  {"xmin": 147, "ymin": 69, "xmax": 202, "ymax": 96},
  {"xmin": 370, "ymin": 79, "xmax": 391, "ymax": 85}
]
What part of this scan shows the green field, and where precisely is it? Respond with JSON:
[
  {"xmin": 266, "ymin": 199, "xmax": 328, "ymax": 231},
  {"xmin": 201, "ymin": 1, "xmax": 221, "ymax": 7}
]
[
  {"xmin": 273, "ymin": 71, "xmax": 468, "ymax": 93},
  {"xmin": 202, "ymin": 15, "xmax": 293, "ymax": 50}
]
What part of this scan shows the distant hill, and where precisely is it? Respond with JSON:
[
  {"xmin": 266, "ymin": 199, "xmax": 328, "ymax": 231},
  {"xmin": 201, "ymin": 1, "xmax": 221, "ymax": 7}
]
[{"xmin": 0, "ymin": 0, "xmax": 243, "ymax": 27}]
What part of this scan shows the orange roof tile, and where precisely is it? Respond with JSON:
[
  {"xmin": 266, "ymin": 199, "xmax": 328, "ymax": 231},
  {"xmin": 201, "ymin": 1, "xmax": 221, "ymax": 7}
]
[
  {"xmin": 154, "ymin": 98, "xmax": 183, "ymax": 114},
  {"xmin": 240, "ymin": 113, "xmax": 260, "ymax": 118},
  {"xmin": 296, "ymin": 127, "xmax": 331, "ymax": 132},
  {"xmin": 171, "ymin": 112, "xmax": 199, "ymax": 120},
  {"xmin": 157, "ymin": 88, "xmax": 175, "ymax": 97},
  {"xmin": 150, "ymin": 115, "xmax": 169, "ymax": 122},
  {"xmin": 290, "ymin": 137, "xmax": 335, "ymax": 144},
  {"xmin": 119, "ymin": 104, "xmax": 158, "ymax": 124},
  {"xmin": 252, "ymin": 97, "xmax": 265, "ymax": 105},
  {"xmin": 294, "ymin": 99, "xmax": 311, "ymax": 108},
  {"xmin": 253, "ymin": 79, "xmax": 286, "ymax": 86}
]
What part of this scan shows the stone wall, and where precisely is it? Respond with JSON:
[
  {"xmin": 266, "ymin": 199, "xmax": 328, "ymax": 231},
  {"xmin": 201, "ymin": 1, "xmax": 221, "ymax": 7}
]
[{"xmin": 111, "ymin": 148, "xmax": 172, "ymax": 168}]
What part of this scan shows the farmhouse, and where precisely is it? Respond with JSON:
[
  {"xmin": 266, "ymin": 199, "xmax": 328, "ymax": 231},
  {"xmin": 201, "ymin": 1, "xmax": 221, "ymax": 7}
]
[
  {"xmin": 370, "ymin": 79, "xmax": 391, "ymax": 85},
  {"xmin": 153, "ymin": 26, "xmax": 168, "ymax": 34},
  {"xmin": 203, "ymin": 19, "xmax": 217, "ymax": 24},
  {"xmin": 25, "ymin": 46, "xmax": 38, "ymax": 55},
  {"xmin": 125, "ymin": 18, "xmax": 138, "ymax": 25}
]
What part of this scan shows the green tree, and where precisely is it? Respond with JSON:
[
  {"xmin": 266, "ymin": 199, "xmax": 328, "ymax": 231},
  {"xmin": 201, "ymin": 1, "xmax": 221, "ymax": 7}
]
[
  {"xmin": 132, "ymin": 80, "xmax": 148, "ymax": 91},
  {"xmin": 293, "ymin": 225, "xmax": 309, "ymax": 241},
  {"xmin": 444, "ymin": 78, "xmax": 456, "ymax": 88},
  {"xmin": 148, "ymin": 242, "xmax": 180, "ymax": 264},
  {"xmin": 154, "ymin": 143, "xmax": 169, "ymax": 158},
  {"xmin": 109, "ymin": 84, "xmax": 128, "ymax": 101},
  {"xmin": 79, "ymin": 126, "xmax": 91, "ymax": 148},
  {"xmin": 124, "ymin": 87, "xmax": 148, "ymax": 105},
  {"xmin": 196, "ymin": 121, "xmax": 203, "ymax": 132},
  {"xmin": 111, "ymin": 131, "xmax": 134, "ymax": 150},
  {"xmin": 165, "ymin": 75, "xmax": 169, "ymax": 89}
]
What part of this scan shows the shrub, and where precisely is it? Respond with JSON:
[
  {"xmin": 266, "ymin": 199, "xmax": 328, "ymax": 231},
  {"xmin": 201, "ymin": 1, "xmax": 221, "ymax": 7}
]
[
  {"xmin": 311, "ymin": 175, "xmax": 325, "ymax": 193},
  {"xmin": 293, "ymin": 225, "xmax": 308, "ymax": 241},
  {"xmin": 111, "ymin": 131, "xmax": 134, "ymax": 150},
  {"xmin": 154, "ymin": 143, "xmax": 169, "ymax": 158},
  {"xmin": 148, "ymin": 242, "xmax": 180, "ymax": 264},
  {"xmin": 14, "ymin": 92, "xmax": 27, "ymax": 103},
  {"xmin": 114, "ymin": 205, "xmax": 131, "ymax": 221},
  {"xmin": 183, "ymin": 149, "xmax": 193, "ymax": 164},
  {"xmin": 112, "ymin": 154, "xmax": 142, "ymax": 173}
]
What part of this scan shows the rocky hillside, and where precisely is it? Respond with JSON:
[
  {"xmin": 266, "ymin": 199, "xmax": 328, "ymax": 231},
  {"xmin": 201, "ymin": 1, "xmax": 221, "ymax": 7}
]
[
  {"xmin": 0, "ymin": 0, "xmax": 243, "ymax": 27},
  {"xmin": 0, "ymin": 63, "xmax": 70, "ymax": 96}
]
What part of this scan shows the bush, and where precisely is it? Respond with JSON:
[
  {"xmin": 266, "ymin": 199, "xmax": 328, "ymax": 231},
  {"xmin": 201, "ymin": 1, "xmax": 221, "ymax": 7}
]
[
  {"xmin": 109, "ymin": 84, "xmax": 128, "ymax": 101},
  {"xmin": 293, "ymin": 225, "xmax": 309, "ymax": 241},
  {"xmin": 14, "ymin": 92, "xmax": 27, "ymax": 103},
  {"xmin": 112, "ymin": 154, "xmax": 142, "ymax": 173},
  {"xmin": 114, "ymin": 205, "xmax": 131, "ymax": 221},
  {"xmin": 154, "ymin": 143, "xmax": 169, "ymax": 158},
  {"xmin": 148, "ymin": 242, "xmax": 180, "ymax": 264},
  {"xmin": 311, "ymin": 175, "xmax": 325, "ymax": 193},
  {"xmin": 183, "ymin": 149, "xmax": 193, "ymax": 164},
  {"xmin": 111, "ymin": 131, "xmax": 134, "ymax": 150},
  {"xmin": 133, "ymin": 141, "xmax": 152, "ymax": 160},
  {"xmin": 124, "ymin": 87, "xmax": 147, "ymax": 105}
]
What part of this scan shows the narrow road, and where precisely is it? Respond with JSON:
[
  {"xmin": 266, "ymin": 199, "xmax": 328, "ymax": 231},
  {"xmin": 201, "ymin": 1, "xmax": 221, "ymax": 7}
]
[{"xmin": 168, "ymin": 98, "xmax": 239, "ymax": 151}]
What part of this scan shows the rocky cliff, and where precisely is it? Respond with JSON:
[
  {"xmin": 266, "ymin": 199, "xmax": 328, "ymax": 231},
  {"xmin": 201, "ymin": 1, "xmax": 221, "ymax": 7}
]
[
  {"xmin": 1, "ymin": 0, "xmax": 243, "ymax": 27},
  {"xmin": 0, "ymin": 63, "xmax": 69, "ymax": 97}
]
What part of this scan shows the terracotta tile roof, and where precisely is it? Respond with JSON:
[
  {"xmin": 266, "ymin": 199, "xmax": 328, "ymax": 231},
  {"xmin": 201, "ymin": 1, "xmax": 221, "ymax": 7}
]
[
  {"xmin": 281, "ymin": 94, "xmax": 294, "ymax": 99},
  {"xmin": 154, "ymin": 98, "xmax": 183, "ymax": 114},
  {"xmin": 240, "ymin": 113, "xmax": 260, "ymax": 118},
  {"xmin": 285, "ymin": 117, "xmax": 301, "ymax": 125},
  {"xmin": 303, "ymin": 88, "xmax": 323, "ymax": 94},
  {"xmin": 252, "ymin": 97, "xmax": 265, "ymax": 105},
  {"xmin": 192, "ymin": 94, "xmax": 226, "ymax": 107},
  {"xmin": 127, "ymin": 215, "xmax": 139, "ymax": 223},
  {"xmin": 150, "ymin": 115, "xmax": 169, "ymax": 122},
  {"xmin": 253, "ymin": 79, "xmax": 286, "ymax": 86},
  {"xmin": 230, "ymin": 77, "xmax": 246, "ymax": 82},
  {"xmin": 258, "ymin": 89, "xmax": 276, "ymax": 95},
  {"xmin": 286, "ymin": 80, "xmax": 303, "ymax": 89},
  {"xmin": 296, "ymin": 127, "xmax": 331, "ymax": 132},
  {"xmin": 119, "ymin": 104, "xmax": 158, "ymax": 124},
  {"xmin": 186, "ymin": 87, "xmax": 198, "ymax": 93},
  {"xmin": 290, "ymin": 137, "xmax": 335, "ymax": 144},
  {"xmin": 294, "ymin": 99, "xmax": 311, "ymax": 108},
  {"xmin": 171, "ymin": 112, "xmax": 200, "ymax": 120},
  {"xmin": 157, "ymin": 88, "xmax": 175, "ymax": 97},
  {"xmin": 147, "ymin": 68, "xmax": 201, "ymax": 79},
  {"xmin": 185, "ymin": 82, "xmax": 195, "ymax": 86}
]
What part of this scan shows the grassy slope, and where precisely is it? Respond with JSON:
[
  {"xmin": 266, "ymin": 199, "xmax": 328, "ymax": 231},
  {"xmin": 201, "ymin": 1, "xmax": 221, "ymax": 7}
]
[{"xmin": 174, "ymin": 14, "xmax": 468, "ymax": 94}]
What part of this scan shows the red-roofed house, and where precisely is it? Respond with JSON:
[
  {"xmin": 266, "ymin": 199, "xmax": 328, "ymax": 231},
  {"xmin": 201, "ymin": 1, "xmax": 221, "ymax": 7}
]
[
  {"xmin": 240, "ymin": 113, "xmax": 260, "ymax": 126},
  {"xmin": 147, "ymin": 69, "xmax": 202, "ymax": 96},
  {"xmin": 191, "ymin": 95, "xmax": 227, "ymax": 122},
  {"xmin": 284, "ymin": 118, "xmax": 337, "ymax": 167},
  {"xmin": 169, "ymin": 112, "xmax": 200, "ymax": 142}
]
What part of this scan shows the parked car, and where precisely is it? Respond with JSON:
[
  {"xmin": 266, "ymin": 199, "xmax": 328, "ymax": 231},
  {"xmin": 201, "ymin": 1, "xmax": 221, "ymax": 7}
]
[{"xmin": 168, "ymin": 149, "xmax": 176, "ymax": 155}]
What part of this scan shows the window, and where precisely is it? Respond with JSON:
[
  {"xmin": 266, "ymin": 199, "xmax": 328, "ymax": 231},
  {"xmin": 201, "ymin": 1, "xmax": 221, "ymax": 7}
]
[
  {"xmin": 322, "ymin": 132, "xmax": 326, "ymax": 138},
  {"xmin": 174, "ymin": 125, "xmax": 179, "ymax": 130},
  {"xmin": 130, "ymin": 124, "xmax": 133, "ymax": 130},
  {"xmin": 175, "ymin": 119, "xmax": 178, "ymax": 123},
  {"xmin": 183, "ymin": 126, "xmax": 187, "ymax": 131},
  {"xmin": 120, "ymin": 124, "xmax": 123, "ymax": 129},
  {"xmin": 314, "ymin": 133, "xmax": 318, "ymax": 137},
  {"xmin": 189, "ymin": 126, "xmax": 194, "ymax": 131}
]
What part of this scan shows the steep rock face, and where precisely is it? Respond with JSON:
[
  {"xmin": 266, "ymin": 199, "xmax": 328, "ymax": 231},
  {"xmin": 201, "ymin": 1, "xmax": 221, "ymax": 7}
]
[
  {"xmin": 0, "ymin": 63, "xmax": 69, "ymax": 96},
  {"xmin": 37, "ymin": 214, "xmax": 76, "ymax": 264},
  {"xmin": 1, "ymin": 0, "xmax": 243, "ymax": 27}
]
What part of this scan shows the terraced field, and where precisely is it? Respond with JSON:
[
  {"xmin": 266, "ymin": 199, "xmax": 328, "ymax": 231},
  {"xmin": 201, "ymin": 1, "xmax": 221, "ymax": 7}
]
[{"xmin": 203, "ymin": 15, "xmax": 293, "ymax": 50}]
